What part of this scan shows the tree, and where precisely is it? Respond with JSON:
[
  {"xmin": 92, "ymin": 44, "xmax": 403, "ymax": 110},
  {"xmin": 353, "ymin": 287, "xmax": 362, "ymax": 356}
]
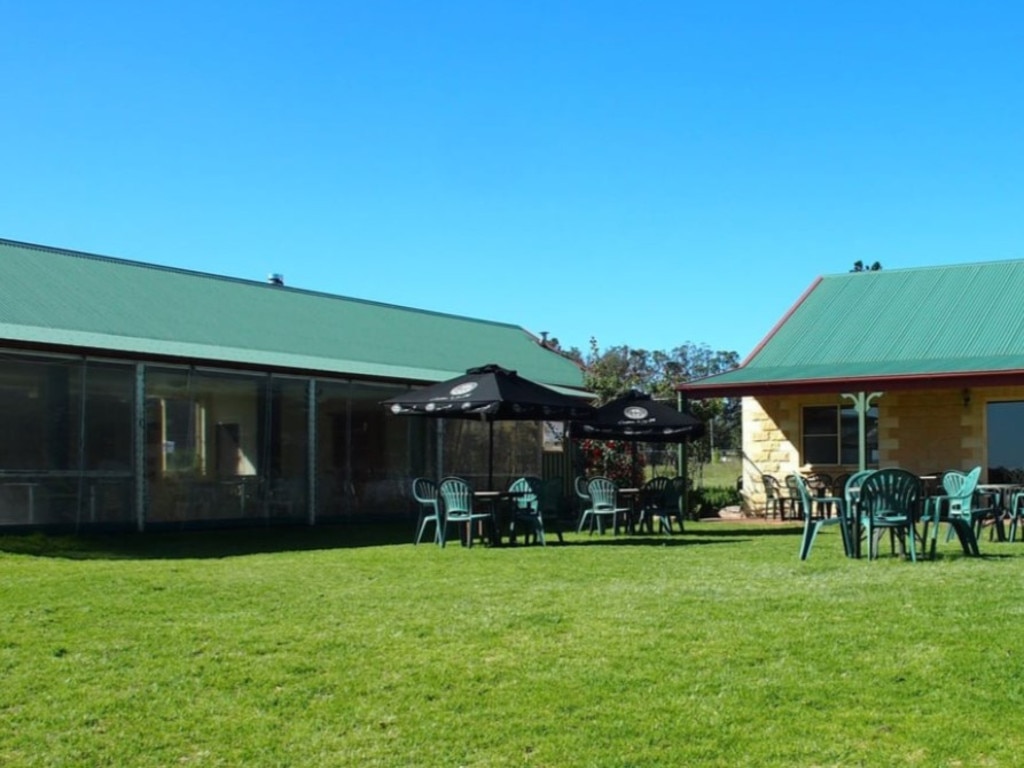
[
  {"xmin": 577, "ymin": 339, "xmax": 741, "ymax": 476},
  {"xmin": 851, "ymin": 260, "xmax": 882, "ymax": 272}
]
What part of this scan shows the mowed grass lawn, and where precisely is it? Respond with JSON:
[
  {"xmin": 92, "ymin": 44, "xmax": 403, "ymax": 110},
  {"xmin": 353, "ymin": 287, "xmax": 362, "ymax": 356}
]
[{"xmin": 3, "ymin": 520, "xmax": 1024, "ymax": 767}]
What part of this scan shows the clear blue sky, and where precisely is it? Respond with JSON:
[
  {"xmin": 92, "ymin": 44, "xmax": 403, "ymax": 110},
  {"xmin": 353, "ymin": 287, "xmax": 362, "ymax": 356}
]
[{"xmin": 4, "ymin": 1, "xmax": 1024, "ymax": 359}]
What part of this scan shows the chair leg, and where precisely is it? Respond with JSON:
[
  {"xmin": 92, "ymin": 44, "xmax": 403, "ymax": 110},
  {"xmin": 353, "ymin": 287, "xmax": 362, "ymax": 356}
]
[
  {"xmin": 837, "ymin": 517, "xmax": 853, "ymax": 557},
  {"xmin": 799, "ymin": 520, "xmax": 819, "ymax": 560},
  {"xmin": 869, "ymin": 526, "xmax": 887, "ymax": 559},
  {"xmin": 418, "ymin": 517, "xmax": 438, "ymax": 546},
  {"xmin": 950, "ymin": 519, "xmax": 980, "ymax": 556}
]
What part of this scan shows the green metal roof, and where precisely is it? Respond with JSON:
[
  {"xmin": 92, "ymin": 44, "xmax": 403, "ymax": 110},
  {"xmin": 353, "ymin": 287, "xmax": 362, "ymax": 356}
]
[
  {"xmin": 684, "ymin": 260, "xmax": 1024, "ymax": 396},
  {"xmin": 0, "ymin": 238, "xmax": 587, "ymax": 391}
]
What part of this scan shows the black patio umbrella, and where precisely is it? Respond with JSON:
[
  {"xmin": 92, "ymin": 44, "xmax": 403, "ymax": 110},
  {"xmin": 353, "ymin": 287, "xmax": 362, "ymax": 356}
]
[
  {"xmin": 382, "ymin": 364, "xmax": 595, "ymax": 489},
  {"xmin": 570, "ymin": 389, "xmax": 705, "ymax": 444},
  {"xmin": 569, "ymin": 389, "xmax": 706, "ymax": 487}
]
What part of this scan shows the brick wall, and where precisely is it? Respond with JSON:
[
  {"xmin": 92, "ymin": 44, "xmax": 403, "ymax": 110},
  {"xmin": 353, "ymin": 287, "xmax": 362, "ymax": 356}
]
[{"xmin": 739, "ymin": 386, "xmax": 1017, "ymax": 515}]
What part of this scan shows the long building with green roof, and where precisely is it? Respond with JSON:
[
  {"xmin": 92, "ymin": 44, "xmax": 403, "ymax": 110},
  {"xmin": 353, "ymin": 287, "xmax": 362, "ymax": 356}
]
[
  {"xmin": 0, "ymin": 238, "xmax": 587, "ymax": 531},
  {"xmin": 681, "ymin": 261, "xmax": 1024, "ymax": 518}
]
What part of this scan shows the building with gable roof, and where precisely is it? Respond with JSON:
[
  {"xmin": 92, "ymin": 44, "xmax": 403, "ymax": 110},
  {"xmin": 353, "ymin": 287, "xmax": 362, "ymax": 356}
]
[
  {"xmin": 681, "ymin": 261, "xmax": 1024, "ymax": 514},
  {"xmin": 0, "ymin": 238, "xmax": 587, "ymax": 530}
]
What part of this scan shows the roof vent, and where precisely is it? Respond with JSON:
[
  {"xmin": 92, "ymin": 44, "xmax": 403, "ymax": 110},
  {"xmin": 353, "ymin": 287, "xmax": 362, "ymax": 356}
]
[{"xmin": 268, "ymin": 273, "xmax": 284, "ymax": 286}]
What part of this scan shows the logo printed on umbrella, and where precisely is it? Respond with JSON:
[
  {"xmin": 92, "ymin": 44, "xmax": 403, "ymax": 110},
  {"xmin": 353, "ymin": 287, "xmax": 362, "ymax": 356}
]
[
  {"xmin": 623, "ymin": 406, "xmax": 649, "ymax": 420},
  {"xmin": 450, "ymin": 382, "xmax": 478, "ymax": 397}
]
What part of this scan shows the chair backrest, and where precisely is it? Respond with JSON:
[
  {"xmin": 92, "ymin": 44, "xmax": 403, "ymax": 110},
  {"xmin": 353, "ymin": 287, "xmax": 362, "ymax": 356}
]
[
  {"xmin": 642, "ymin": 477, "xmax": 671, "ymax": 507},
  {"xmin": 411, "ymin": 477, "xmax": 438, "ymax": 507},
  {"xmin": 839, "ymin": 471, "xmax": 870, "ymax": 528},
  {"xmin": 508, "ymin": 476, "xmax": 540, "ymax": 512},
  {"xmin": 670, "ymin": 476, "xmax": 687, "ymax": 504},
  {"xmin": 438, "ymin": 476, "xmax": 474, "ymax": 518},
  {"xmin": 943, "ymin": 466, "xmax": 981, "ymax": 516},
  {"xmin": 539, "ymin": 477, "xmax": 563, "ymax": 514},
  {"xmin": 858, "ymin": 469, "xmax": 921, "ymax": 520},
  {"xmin": 586, "ymin": 477, "xmax": 619, "ymax": 509},
  {"xmin": 574, "ymin": 476, "xmax": 591, "ymax": 501},
  {"xmin": 761, "ymin": 474, "xmax": 782, "ymax": 498},
  {"xmin": 844, "ymin": 470, "xmax": 874, "ymax": 494},
  {"xmin": 942, "ymin": 467, "xmax": 979, "ymax": 496},
  {"xmin": 789, "ymin": 474, "xmax": 816, "ymax": 520},
  {"xmin": 805, "ymin": 472, "xmax": 833, "ymax": 494}
]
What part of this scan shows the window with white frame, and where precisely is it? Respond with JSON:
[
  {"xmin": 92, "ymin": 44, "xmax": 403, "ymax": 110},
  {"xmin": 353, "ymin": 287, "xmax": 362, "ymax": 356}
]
[{"xmin": 802, "ymin": 404, "xmax": 878, "ymax": 466}]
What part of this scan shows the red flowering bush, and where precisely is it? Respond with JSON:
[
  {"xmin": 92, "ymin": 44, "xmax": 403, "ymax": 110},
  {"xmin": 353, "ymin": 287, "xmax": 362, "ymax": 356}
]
[{"xmin": 580, "ymin": 439, "xmax": 645, "ymax": 486}]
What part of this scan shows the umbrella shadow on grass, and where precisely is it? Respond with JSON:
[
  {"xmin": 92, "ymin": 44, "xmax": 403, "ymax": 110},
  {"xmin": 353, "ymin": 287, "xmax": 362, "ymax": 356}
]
[
  {"xmin": 559, "ymin": 537, "xmax": 740, "ymax": 548},
  {"xmin": 689, "ymin": 525, "xmax": 803, "ymax": 538},
  {"xmin": 0, "ymin": 522, "xmax": 420, "ymax": 560}
]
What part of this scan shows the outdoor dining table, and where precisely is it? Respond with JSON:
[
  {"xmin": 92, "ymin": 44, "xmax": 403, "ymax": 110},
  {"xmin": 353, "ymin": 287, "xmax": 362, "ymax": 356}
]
[
  {"xmin": 616, "ymin": 487, "xmax": 641, "ymax": 533},
  {"xmin": 472, "ymin": 489, "xmax": 529, "ymax": 546}
]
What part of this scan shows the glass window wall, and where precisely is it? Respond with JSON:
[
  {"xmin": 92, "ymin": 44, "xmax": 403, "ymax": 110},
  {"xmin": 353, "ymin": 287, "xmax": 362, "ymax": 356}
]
[
  {"xmin": 316, "ymin": 380, "xmax": 429, "ymax": 520},
  {"xmin": 0, "ymin": 355, "xmax": 134, "ymax": 527},
  {"xmin": 145, "ymin": 368, "xmax": 263, "ymax": 524}
]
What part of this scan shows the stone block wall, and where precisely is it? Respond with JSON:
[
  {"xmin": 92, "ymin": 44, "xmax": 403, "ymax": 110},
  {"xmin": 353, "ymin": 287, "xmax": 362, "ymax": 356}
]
[{"xmin": 739, "ymin": 386, "xmax": 1016, "ymax": 515}]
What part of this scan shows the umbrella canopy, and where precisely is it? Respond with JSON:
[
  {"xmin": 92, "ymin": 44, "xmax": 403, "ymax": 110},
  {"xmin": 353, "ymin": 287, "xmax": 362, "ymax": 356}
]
[
  {"xmin": 382, "ymin": 364, "xmax": 595, "ymax": 488},
  {"xmin": 570, "ymin": 390, "xmax": 705, "ymax": 444}
]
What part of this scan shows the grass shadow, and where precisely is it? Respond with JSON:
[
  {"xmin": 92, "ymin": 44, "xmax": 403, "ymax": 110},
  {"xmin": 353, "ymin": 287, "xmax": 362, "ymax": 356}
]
[
  {"xmin": 688, "ymin": 525, "xmax": 802, "ymax": 538},
  {"xmin": 0, "ymin": 522, "xmax": 418, "ymax": 560},
  {"xmin": 557, "ymin": 536, "xmax": 726, "ymax": 548}
]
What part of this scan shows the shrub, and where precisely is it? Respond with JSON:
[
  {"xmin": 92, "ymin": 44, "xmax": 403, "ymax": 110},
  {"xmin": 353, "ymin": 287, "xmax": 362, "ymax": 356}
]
[{"xmin": 687, "ymin": 485, "xmax": 742, "ymax": 518}]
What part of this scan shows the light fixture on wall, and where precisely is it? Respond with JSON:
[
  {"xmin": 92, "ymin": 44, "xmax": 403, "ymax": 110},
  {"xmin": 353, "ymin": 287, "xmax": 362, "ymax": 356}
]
[{"xmin": 962, "ymin": 388, "xmax": 971, "ymax": 408}]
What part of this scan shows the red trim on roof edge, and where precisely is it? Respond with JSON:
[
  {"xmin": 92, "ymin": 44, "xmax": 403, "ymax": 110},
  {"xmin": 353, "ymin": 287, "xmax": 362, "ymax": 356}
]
[
  {"xmin": 736, "ymin": 275, "xmax": 824, "ymax": 367},
  {"xmin": 680, "ymin": 368, "xmax": 1024, "ymax": 398}
]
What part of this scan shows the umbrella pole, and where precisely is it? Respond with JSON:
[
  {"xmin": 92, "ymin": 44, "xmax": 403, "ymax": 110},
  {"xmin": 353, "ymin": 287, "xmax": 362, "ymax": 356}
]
[
  {"xmin": 488, "ymin": 421, "xmax": 495, "ymax": 491},
  {"xmin": 631, "ymin": 442, "xmax": 638, "ymax": 487}
]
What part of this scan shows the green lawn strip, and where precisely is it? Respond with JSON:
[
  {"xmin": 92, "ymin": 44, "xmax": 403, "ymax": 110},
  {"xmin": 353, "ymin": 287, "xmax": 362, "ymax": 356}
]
[{"xmin": 1, "ymin": 523, "xmax": 1022, "ymax": 766}]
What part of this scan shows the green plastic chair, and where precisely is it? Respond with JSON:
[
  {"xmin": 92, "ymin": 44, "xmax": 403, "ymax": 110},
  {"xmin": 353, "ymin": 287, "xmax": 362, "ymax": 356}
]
[
  {"xmin": 637, "ymin": 477, "xmax": 683, "ymax": 534},
  {"xmin": 792, "ymin": 473, "xmax": 850, "ymax": 560},
  {"xmin": 578, "ymin": 477, "xmax": 630, "ymax": 535},
  {"xmin": 804, "ymin": 472, "xmax": 835, "ymax": 516},
  {"xmin": 1009, "ymin": 487, "xmax": 1024, "ymax": 543},
  {"xmin": 843, "ymin": 470, "xmax": 876, "ymax": 557},
  {"xmin": 508, "ymin": 476, "xmax": 546, "ymax": 546},
  {"xmin": 857, "ymin": 469, "xmax": 922, "ymax": 561},
  {"xmin": 411, "ymin": 477, "xmax": 442, "ymax": 545},
  {"xmin": 573, "ymin": 476, "xmax": 592, "ymax": 532},
  {"xmin": 761, "ymin": 474, "xmax": 794, "ymax": 520},
  {"xmin": 438, "ymin": 476, "xmax": 493, "ymax": 548},
  {"xmin": 538, "ymin": 477, "xmax": 566, "ymax": 544},
  {"xmin": 926, "ymin": 467, "xmax": 990, "ymax": 557}
]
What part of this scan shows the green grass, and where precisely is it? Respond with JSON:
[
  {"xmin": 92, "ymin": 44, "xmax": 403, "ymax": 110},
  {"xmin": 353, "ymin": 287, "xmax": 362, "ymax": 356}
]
[
  {"xmin": 2, "ymin": 522, "xmax": 1023, "ymax": 766},
  {"xmin": 695, "ymin": 457, "xmax": 742, "ymax": 488},
  {"xmin": 642, "ymin": 458, "xmax": 740, "ymax": 489}
]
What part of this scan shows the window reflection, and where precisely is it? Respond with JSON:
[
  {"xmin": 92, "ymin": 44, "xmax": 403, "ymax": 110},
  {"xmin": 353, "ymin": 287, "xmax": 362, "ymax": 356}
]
[
  {"xmin": 802, "ymin": 404, "xmax": 878, "ymax": 466},
  {"xmin": 987, "ymin": 401, "xmax": 1024, "ymax": 482},
  {"xmin": 0, "ymin": 356, "xmax": 135, "ymax": 526}
]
